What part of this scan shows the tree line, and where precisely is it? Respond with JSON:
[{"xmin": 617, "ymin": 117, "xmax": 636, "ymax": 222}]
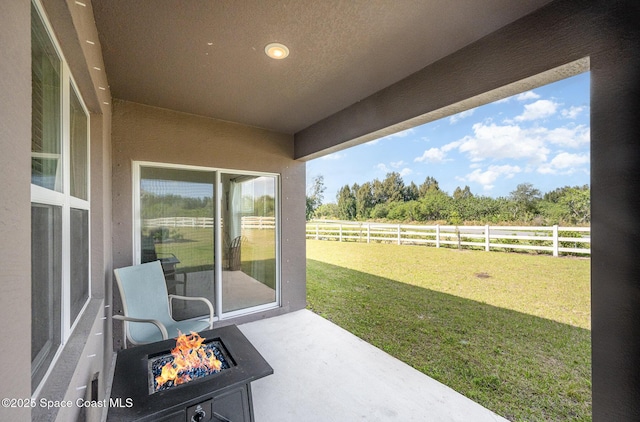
[
  {"xmin": 141, "ymin": 192, "xmax": 276, "ymax": 218},
  {"xmin": 306, "ymin": 173, "xmax": 590, "ymax": 225}
]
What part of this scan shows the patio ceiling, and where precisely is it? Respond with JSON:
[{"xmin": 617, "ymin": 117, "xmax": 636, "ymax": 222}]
[{"xmin": 92, "ymin": 0, "xmax": 552, "ymax": 135}]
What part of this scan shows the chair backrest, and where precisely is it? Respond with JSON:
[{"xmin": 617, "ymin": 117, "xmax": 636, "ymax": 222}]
[
  {"xmin": 141, "ymin": 235, "xmax": 157, "ymax": 263},
  {"xmin": 114, "ymin": 261, "xmax": 172, "ymax": 343}
]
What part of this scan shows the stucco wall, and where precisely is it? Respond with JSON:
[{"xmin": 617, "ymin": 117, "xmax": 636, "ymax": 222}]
[
  {"xmin": 0, "ymin": 1, "xmax": 32, "ymax": 421},
  {"xmin": 0, "ymin": 1, "xmax": 113, "ymax": 420},
  {"xmin": 111, "ymin": 100, "xmax": 306, "ymax": 342}
]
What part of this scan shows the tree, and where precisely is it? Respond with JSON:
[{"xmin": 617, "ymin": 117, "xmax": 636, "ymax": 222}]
[
  {"xmin": 509, "ymin": 183, "xmax": 541, "ymax": 220},
  {"xmin": 382, "ymin": 172, "xmax": 405, "ymax": 203},
  {"xmin": 355, "ymin": 182, "xmax": 374, "ymax": 220},
  {"xmin": 560, "ymin": 187, "xmax": 590, "ymax": 224},
  {"xmin": 306, "ymin": 175, "xmax": 326, "ymax": 220},
  {"xmin": 315, "ymin": 203, "xmax": 339, "ymax": 219},
  {"xmin": 418, "ymin": 189, "xmax": 453, "ymax": 221},
  {"xmin": 371, "ymin": 179, "xmax": 387, "ymax": 205},
  {"xmin": 509, "ymin": 183, "xmax": 542, "ymax": 204},
  {"xmin": 336, "ymin": 185, "xmax": 357, "ymax": 220},
  {"xmin": 418, "ymin": 176, "xmax": 440, "ymax": 197},
  {"xmin": 453, "ymin": 185, "xmax": 473, "ymax": 200},
  {"xmin": 404, "ymin": 181, "xmax": 419, "ymax": 202}
]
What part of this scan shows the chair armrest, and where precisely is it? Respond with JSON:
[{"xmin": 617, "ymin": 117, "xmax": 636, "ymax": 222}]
[
  {"xmin": 157, "ymin": 252, "xmax": 180, "ymax": 263},
  {"xmin": 168, "ymin": 295, "xmax": 215, "ymax": 329},
  {"xmin": 113, "ymin": 314, "xmax": 169, "ymax": 342}
]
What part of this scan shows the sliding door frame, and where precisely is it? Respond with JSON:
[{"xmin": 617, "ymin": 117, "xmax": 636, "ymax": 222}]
[{"xmin": 132, "ymin": 161, "xmax": 281, "ymax": 321}]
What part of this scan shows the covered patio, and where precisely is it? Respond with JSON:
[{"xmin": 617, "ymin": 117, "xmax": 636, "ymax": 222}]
[
  {"xmin": 240, "ymin": 309, "xmax": 506, "ymax": 422},
  {"xmin": 2, "ymin": 0, "xmax": 640, "ymax": 421}
]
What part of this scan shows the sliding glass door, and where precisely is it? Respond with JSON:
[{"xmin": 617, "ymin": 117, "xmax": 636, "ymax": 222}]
[
  {"xmin": 221, "ymin": 173, "xmax": 277, "ymax": 314},
  {"xmin": 135, "ymin": 163, "xmax": 279, "ymax": 321}
]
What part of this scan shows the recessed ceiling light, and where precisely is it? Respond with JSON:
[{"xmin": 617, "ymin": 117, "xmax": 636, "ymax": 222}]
[{"xmin": 265, "ymin": 43, "xmax": 289, "ymax": 60}]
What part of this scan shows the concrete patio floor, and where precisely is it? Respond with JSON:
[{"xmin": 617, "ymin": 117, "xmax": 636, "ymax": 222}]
[{"xmin": 239, "ymin": 309, "xmax": 508, "ymax": 422}]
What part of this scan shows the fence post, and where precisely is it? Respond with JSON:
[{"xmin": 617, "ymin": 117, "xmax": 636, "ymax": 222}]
[
  {"xmin": 436, "ymin": 225, "xmax": 440, "ymax": 248},
  {"xmin": 367, "ymin": 223, "xmax": 370, "ymax": 243},
  {"xmin": 485, "ymin": 224, "xmax": 490, "ymax": 252},
  {"xmin": 339, "ymin": 223, "xmax": 343, "ymax": 242},
  {"xmin": 315, "ymin": 223, "xmax": 319, "ymax": 240},
  {"xmin": 397, "ymin": 224, "xmax": 401, "ymax": 245},
  {"xmin": 553, "ymin": 225, "xmax": 559, "ymax": 257}
]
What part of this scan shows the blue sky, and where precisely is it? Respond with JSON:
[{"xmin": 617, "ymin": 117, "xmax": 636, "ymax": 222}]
[{"xmin": 306, "ymin": 72, "xmax": 590, "ymax": 203}]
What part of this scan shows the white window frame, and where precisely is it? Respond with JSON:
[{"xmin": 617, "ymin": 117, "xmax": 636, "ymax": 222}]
[
  {"xmin": 132, "ymin": 161, "xmax": 281, "ymax": 321},
  {"xmin": 31, "ymin": 0, "xmax": 91, "ymax": 396}
]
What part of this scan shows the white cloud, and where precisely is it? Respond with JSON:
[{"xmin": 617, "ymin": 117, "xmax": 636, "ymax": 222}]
[
  {"xmin": 376, "ymin": 163, "xmax": 390, "ymax": 173},
  {"xmin": 561, "ymin": 105, "xmax": 586, "ymax": 119},
  {"xmin": 456, "ymin": 123, "xmax": 550, "ymax": 163},
  {"xmin": 546, "ymin": 125, "xmax": 590, "ymax": 148},
  {"xmin": 414, "ymin": 147, "xmax": 447, "ymax": 163},
  {"xmin": 376, "ymin": 162, "xmax": 413, "ymax": 177},
  {"xmin": 449, "ymin": 109, "xmax": 475, "ymax": 124},
  {"xmin": 399, "ymin": 168, "xmax": 413, "ymax": 177},
  {"xmin": 516, "ymin": 91, "xmax": 541, "ymax": 101},
  {"xmin": 514, "ymin": 99, "xmax": 559, "ymax": 121},
  {"xmin": 320, "ymin": 152, "xmax": 346, "ymax": 160},
  {"xmin": 390, "ymin": 160, "xmax": 406, "ymax": 168},
  {"xmin": 464, "ymin": 165, "xmax": 522, "ymax": 190},
  {"xmin": 448, "ymin": 121, "xmax": 589, "ymax": 168},
  {"xmin": 551, "ymin": 152, "xmax": 590, "ymax": 168},
  {"xmin": 538, "ymin": 152, "xmax": 590, "ymax": 174},
  {"xmin": 441, "ymin": 140, "xmax": 463, "ymax": 152}
]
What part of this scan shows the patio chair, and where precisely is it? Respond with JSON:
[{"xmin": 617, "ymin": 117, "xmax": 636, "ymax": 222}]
[
  {"xmin": 228, "ymin": 235, "xmax": 243, "ymax": 271},
  {"xmin": 113, "ymin": 260, "xmax": 214, "ymax": 348},
  {"xmin": 141, "ymin": 234, "xmax": 184, "ymax": 294}
]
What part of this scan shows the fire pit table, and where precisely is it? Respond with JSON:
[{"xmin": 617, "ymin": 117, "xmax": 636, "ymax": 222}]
[{"xmin": 107, "ymin": 325, "xmax": 273, "ymax": 422}]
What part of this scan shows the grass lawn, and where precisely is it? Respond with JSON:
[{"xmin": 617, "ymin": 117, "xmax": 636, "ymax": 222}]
[
  {"xmin": 306, "ymin": 240, "xmax": 591, "ymax": 421},
  {"xmin": 154, "ymin": 227, "xmax": 276, "ymax": 288}
]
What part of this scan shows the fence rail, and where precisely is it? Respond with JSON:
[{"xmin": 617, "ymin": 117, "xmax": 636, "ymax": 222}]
[
  {"xmin": 143, "ymin": 216, "xmax": 276, "ymax": 230},
  {"xmin": 306, "ymin": 220, "xmax": 590, "ymax": 256}
]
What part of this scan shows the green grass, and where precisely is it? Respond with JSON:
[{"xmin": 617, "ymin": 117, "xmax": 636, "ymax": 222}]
[
  {"xmin": 306, "ymin": 240, "xmax": 591, "ymax": 421},
  {"xmin": 154, "ymin": 227, "xmax": 214, "ymax": 269},
  {"xmin": 154, "ymin": 227, "xmax": 276, "ymax": 288}
]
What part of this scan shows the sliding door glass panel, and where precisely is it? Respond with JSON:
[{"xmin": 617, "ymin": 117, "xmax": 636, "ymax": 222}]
[
  {"xmin": 140, "ymin": 166, "xmax": 215, "ymax": 320},
  {"xmin": 31, "ymin": 204, "xmax": 62, "ymax": 389},
  {"xmin": 70, "ymin": 208, "xmax": 89, "ymax": 323},
  {"xmin": 221, "ymin": 174, "xmax": 277, "ymax": 313},
  {"xmin": 31, "ymin": 4, "xmax": 61, "ymax": 191}
]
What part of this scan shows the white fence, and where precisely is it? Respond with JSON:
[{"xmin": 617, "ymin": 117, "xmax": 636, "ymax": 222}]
[
  {"xmin": 306, "ymin": 220, "xmax": 590, "ymax": 256},
  {"xmin": 143, "ymin": 216, "xmax": 276, "ymax": 230},
  {"xmin": 240, "ymin": 216, "xmax": 276, "ymax": 230},
  {"xmin": 143, "ymin": 216, "xmax": 215, "ymax": 228}
]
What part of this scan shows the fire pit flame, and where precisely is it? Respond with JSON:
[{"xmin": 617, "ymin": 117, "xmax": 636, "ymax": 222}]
[{"xmin": 154, "ymin": 331, "xmax": 223, "ymax": 390}]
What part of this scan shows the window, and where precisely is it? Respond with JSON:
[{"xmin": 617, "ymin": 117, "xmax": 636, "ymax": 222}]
[
  {"xmin": 31, "ymin": 3, "xmax": 61, "ymax": 192},
  {"xmin": 135, "ymin": 163, "xmax": 279, "ymax": 321},
  {"xmin": 31, "ymin": 204, "xmax": 61, "ymax": 387},
  {"xmin": 31, "ymin": 1, "xmax": 90, "ymax": 393}
]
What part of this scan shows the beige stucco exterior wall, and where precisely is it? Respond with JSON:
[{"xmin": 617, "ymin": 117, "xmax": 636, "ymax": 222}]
[
  {"xmin": 111, "ymin": 100, "xmax": 307, "ymax": 342},
  {"xmin": 0, "ymin": 1, "xmax": 113, "ymax": 420},
  {"xmin": 0, "ymin": 1, "xmax": 32, "ymax": 421}
]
